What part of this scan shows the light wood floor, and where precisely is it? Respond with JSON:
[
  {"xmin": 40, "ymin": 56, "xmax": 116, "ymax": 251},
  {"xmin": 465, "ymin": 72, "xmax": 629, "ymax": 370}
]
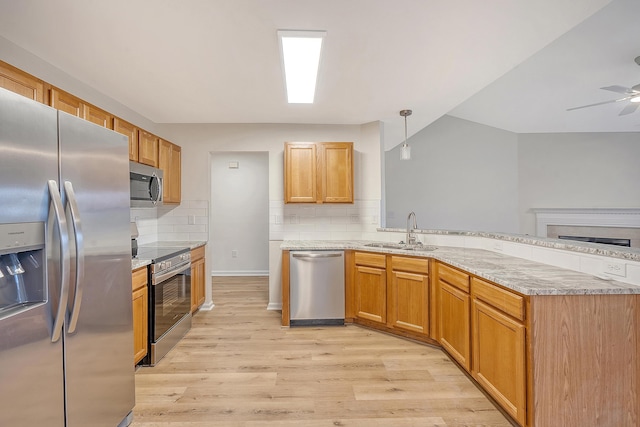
[{"xmin": 130, "ymin": 277, "xmax": 513, "ymax": 427}]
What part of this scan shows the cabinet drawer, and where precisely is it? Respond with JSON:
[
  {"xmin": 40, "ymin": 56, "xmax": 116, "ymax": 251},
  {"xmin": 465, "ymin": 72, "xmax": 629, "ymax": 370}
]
[
  {"xmin": 132, "ymin": 267, "xmax": 148, "ymax": 291},
  {"xmin": 191, "ymin": 245, "xmax": 205, "ymax": 261},
  {"xmin": 471, "ymin": 277, "xmax": 525, "ymax": 321},
  {"xmin": 392, "ymin": 256, "xmax": 428, "ymax": 275},
  {"xmin": 355, "ymin": 251, "xmax": 386, "ymax": 268},
  {"xmin": 437, "ymin": 263, "xmax": 469, "ymax": 293}
]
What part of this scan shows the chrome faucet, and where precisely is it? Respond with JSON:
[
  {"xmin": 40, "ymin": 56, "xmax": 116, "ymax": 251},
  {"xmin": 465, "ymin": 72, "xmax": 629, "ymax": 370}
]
[{"xmin": 406, "ymin": 211, "xmax": 418, "ymax": 246}]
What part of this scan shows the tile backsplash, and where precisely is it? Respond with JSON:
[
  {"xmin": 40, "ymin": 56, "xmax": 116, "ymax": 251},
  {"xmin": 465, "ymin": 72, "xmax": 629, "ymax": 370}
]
[
  {"xmin": 131, "ymin": 200, "xmax": 209, "ymax": 245},
  {"xmin": 132, "ymin": 198, "xmax": 381, "ymax": 244},
  {"xmin": 269, "ymin": 199, "xmax": 380, "ymax": 241}
]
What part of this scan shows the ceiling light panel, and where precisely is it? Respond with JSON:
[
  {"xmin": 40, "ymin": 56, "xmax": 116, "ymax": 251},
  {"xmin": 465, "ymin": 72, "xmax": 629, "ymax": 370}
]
[{"xmin": 278, "ymin": 30, "xmax": 326, "ymax": 104}]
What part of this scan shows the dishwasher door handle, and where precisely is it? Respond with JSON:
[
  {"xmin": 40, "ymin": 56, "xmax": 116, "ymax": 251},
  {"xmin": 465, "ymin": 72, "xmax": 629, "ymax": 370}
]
[{"xmin": 292, "ymin": 252, "xmax": 343, "ymax": 259}]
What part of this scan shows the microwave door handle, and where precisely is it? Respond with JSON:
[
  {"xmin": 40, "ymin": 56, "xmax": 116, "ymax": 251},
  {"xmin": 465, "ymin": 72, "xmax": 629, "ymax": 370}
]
[
  {"xmin": 64, "ymin": 181, "xmax": 84, "ymax": 334},
  {"xmin": 48, "ymin": 180, "xmax": 71, "ymax": 343}
]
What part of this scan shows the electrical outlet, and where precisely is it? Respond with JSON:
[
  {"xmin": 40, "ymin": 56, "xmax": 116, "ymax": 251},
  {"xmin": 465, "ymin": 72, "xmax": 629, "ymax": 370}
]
[
  {"xmin": 274, "ymin": 215, "xmax": 282, "ymax": 225},
  {"xmin": 603, "ymin": 261, "xmax": 626, "ymax": 277},
  {"xmin": 350, "ymin": 214, "xmax": 360, "ymax": 223},
  {"xmin": 231, "ymin": 250, "xmax": 238, "ymax": 258},
  {"xmin": 188, "ymin": 215, "xmax": 195, "ymax": 225},
  {"xmin": 288, "ymin": 214, "xmax": 298, "ymax": 224}
]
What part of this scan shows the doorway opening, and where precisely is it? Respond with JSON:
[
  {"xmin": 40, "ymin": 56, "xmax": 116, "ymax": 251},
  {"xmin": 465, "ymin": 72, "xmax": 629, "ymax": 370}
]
[{"xmin": 210, "ymin": 152, "xmax": 269, "ymax": 277}]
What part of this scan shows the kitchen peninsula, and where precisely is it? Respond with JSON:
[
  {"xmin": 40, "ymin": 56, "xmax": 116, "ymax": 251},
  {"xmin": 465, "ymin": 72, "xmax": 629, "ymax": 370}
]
[{"xmin": 281, "ymin": 235, "xmax": 640, "ymax": 427}]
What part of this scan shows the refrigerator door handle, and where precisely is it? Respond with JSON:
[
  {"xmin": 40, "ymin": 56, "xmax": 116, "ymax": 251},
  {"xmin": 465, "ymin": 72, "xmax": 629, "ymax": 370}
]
[
  {"xmin": 64, "ymin": 181, "xmax": 84, "ymax": 334},
  {"xmin": 48, "ymin": 180, "xmax": 70, "ymax": 343}
]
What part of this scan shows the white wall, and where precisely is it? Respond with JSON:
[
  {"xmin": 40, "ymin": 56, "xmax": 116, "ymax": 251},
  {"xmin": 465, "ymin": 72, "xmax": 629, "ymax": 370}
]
[
  {"xmin": 157, "ymin": 121, "xmax": 383, "ymax": 308},
  {"xmin": 0, "ymin": 36, "xmax": 159, "ymax": 135},
  {"xmin": 210, "ymin": 151, "xmax": 269, "ymax": 275},
  {"xmin": 518, "ymin": 132, "xmax": 640, "ymax": 235},
  {"xmin": 385, "ymin": 115, "xmax": 519, "ymax": 233}
]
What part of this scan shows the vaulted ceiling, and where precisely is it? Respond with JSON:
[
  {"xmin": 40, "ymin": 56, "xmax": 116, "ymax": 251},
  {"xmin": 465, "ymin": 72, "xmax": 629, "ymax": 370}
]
[{"xmin": 1, "ymin": 0, "xmax": 633, "ymax": 149}]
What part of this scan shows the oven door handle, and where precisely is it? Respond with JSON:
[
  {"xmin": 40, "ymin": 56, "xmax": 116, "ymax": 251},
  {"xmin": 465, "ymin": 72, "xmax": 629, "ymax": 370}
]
[{"xmin": 152, "ymin": 262, "xmax": 191, "ymax": 285}]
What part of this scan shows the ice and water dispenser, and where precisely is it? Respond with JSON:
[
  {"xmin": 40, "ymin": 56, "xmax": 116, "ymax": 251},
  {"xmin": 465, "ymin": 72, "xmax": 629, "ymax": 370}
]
[{"xmin": 0, "ymin": 222, "xmax": 45, "ymax": 318}]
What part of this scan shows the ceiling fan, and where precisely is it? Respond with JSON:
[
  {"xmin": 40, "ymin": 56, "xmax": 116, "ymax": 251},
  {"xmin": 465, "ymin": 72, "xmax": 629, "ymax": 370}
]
[{"xmin": 567, "ymin": 56, "xmax": 640, "ymax": 116}]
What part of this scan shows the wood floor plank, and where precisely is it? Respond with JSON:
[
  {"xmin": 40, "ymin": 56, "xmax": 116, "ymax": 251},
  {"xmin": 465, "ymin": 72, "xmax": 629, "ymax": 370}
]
[{"xmin": 130, "ymin": 276, "xmax": 513, "ymax": 426}]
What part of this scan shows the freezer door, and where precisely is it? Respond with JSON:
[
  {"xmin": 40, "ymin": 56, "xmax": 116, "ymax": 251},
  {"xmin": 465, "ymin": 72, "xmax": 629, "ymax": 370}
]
[
  {"xmin": 0, "ymin": 88, "xmax": 65, "ymax": 426},
  {"xmin": 58, "ymin": 112, "xmax": 135, "ymax": 427}
]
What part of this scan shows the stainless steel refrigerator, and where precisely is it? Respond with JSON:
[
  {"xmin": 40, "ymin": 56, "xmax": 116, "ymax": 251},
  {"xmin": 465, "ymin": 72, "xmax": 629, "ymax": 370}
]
[{"xmin": 0, "ymin": 87, "xmax": 135, "ymax": 426}]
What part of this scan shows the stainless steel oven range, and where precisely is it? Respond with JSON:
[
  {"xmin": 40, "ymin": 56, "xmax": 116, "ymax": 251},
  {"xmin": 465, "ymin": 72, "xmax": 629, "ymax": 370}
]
[{"xmin": 137, "ymin": 246, "xmax": 191, "ymax": 366}]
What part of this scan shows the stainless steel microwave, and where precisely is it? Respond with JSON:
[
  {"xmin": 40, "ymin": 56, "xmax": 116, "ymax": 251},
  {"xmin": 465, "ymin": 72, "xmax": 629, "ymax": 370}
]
[{"xmin": 130, "ymin": 161, "xmax": 163, "ymax": 207}]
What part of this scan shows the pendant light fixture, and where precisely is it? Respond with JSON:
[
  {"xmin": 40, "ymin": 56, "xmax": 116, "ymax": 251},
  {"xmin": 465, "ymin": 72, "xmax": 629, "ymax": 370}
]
[{"xmin": 400, "ymin": 109, "xmax": 412, "ymax": 160}]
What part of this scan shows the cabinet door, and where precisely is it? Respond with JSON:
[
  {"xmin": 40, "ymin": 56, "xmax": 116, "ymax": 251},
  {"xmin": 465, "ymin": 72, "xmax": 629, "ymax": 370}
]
[
  {"xmin": 438, "ymin": 280, "xmax": 471, "ymax": 370},
  {"xmin": 50, "ymin": 88, "xmax": 84, "ymax": 118},
  {"xmin": 0, "ymin": 60, "xmax": 44, "ymax": 103},
  {"xmin": 84, "ymin": 104, "xmax": 113, "ymax": 129},
  {"xmin": 159, "ymin": 139, "xmax": 181, "ymax": 204},
  {"xmin": 191, "ymin": 257, "xmax": 206, "ymax": 313},
  {"xmin": 284, "ymin": 143, "xmax": 317, "ymax": 203},
  {"xmin": 114, "ymin": 118, "xmax": 139, "ymax": 162},
  {"xmin": 320, "ymin": 142, "xmax": 353, "ymax": 203},
  {"xmin": 389, "ymin": 270, "xmax": 429, "ymax": 334},
  {"xmin": 355, "ymin": 265, "xmax": 386, "ymax": 324},
  {"xmin": 132, "ymin": 286, "xmax": 148, "ymax": 364},
  {"xmin": 139, "ymin": 130, "xmax": 159, "ymax": 167},
  {"xmin": 472, "ymin": 299, "xmax": 526, "ymax": 425}
]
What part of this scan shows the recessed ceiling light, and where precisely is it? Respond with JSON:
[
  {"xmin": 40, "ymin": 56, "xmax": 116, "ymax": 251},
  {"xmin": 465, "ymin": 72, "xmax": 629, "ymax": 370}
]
[{"xmin": 278, "ymin": 30, "xmax": 326, "ymax": 104}]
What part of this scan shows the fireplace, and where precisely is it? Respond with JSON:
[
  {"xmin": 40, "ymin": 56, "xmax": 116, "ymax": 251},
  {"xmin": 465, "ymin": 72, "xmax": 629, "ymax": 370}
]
[{"xmin": 533, "ymin": 208, "xmax": 640, "ymax": 249}]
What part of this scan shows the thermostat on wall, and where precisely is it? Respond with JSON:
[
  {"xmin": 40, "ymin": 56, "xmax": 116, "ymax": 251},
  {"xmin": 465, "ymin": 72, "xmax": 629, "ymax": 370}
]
[{"xmin": 229, "ymin": 162, "xmax": 239, "ymax": 169}]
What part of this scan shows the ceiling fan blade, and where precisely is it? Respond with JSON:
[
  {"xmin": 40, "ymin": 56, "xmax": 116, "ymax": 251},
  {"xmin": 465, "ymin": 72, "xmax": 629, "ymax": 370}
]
[
  {"xmin": 601, "ymin": 85, "xmax": 634, "ymax": 94},
  {"xmin": 566, "ymin": 96, "xmax": 631, "ymax": 111},
  {"xmin": 619, "ymin": 103, "xmax": 639, "ymax": 116}
]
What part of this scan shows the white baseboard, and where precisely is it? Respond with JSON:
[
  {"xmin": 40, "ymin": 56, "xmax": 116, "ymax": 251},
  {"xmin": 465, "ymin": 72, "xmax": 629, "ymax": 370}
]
[
  {"xmin": 199, "ymin": 301, "xmax": 215, "ymax": 311},
  {"xmin": 211, "ymin": 270, "xmax": 269, "ymax": 277},
  {"xmin": 267, "ymin": 302, "xmax": 282, "ymax": 311}
]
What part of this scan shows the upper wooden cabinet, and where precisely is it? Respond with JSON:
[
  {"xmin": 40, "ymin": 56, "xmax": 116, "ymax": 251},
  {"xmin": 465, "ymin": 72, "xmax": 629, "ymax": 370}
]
[
  {"xmin": 50, "ymin": 87, "xmax": 84, "ymax": 118},
  {"xmin": 159, "ymin": 139, "xmax": 181, "ymax": 204},
  {"xmin": 138, "ymin": 130, "xmax": 159, "ymax": 167},
  {"xmin": 320, "ymin": 142, "xmax": 353, "ymax": 203},
  {"xmin": 284, "ymin": 143, "xmax": 317, "ymax": 203},
  {"xmin": 0, "ymin": 60, "xmax": 45, "ymax": 103},
  {"xmin": 114, "ymin": 118, "xmax": 139, "ymax": 162},
  {"xmin": 84, "ymin": 104, "xmax": 113, "ymax": 129},
  {"xmin": 284, "ymin": 142, "xmax": 353, "ymax": 204}
]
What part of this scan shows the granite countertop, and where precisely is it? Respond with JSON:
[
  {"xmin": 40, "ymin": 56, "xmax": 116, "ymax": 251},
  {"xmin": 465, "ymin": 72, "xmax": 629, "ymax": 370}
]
[
  {"xmin": 131, "ymin": 240, "xmax": 207, "ymax": 271},
  {"xmin": 379, "ymin": 227, "xmax": 640, "ymax": 262},
  {"xmin": 281, "ymin": 240, "xmax": 640, "ymax": 296}
]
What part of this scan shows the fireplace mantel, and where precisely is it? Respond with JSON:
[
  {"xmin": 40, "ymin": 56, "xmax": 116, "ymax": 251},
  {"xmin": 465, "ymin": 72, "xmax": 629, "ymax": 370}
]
[{"xmin": 533, "ymin": 208, "xmax": 640, "ymax": 237}]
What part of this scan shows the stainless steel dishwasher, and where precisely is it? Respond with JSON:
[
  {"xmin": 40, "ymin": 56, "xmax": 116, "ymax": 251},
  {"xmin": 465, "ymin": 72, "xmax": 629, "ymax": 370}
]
[{"xmin": 289, "ymin": 251, "xmax": 345, "ymax": 326}]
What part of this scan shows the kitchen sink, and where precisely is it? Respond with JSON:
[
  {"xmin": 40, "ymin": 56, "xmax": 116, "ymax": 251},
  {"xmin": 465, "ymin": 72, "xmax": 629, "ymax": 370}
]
[{"xmin": 363, "ymin": 242, "xmax": 437, "ymax": 251}]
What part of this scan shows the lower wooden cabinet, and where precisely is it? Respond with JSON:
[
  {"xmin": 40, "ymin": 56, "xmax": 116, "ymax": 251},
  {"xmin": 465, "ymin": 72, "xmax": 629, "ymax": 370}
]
[
  {"xmin": 388, "ymin": 256, "xmax": 429, "ymax": 335},
  {"xmin": 471, "ymin": 277, "xmax": 527, "ymax": 426},
  {"xmin": 436, "ymin": 262, "xmax": 471, "ymax": 371},
  {"xmin": 132, "ymin": 267, "xmax": 148, "ymax": 365},
  {"xmin": 354, "ymin": 252, "xmax": 387, "ymax": 324},
  {"xmin": 191, "ymin": 245, "xmax": 206, "ymax": 313}
]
